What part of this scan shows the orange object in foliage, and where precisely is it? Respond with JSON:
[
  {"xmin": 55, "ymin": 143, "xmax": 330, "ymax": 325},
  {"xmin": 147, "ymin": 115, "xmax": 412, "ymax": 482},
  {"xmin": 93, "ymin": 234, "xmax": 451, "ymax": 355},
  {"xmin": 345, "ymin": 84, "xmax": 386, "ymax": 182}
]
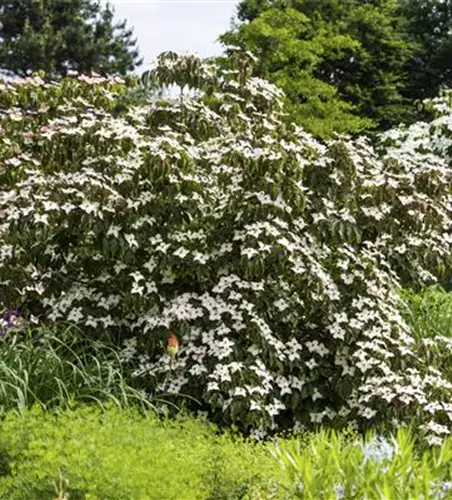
[{"xmin": 167, "ymin": 332, "xmax": 179, "ymax": 357}]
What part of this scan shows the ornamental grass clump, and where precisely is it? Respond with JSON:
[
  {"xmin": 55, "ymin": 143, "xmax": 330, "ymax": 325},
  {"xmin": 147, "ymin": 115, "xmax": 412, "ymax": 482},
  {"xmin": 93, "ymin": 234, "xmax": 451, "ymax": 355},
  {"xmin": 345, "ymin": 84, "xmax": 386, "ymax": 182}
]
[
  {"xmin": 0, "ymin": 326, "xmax": 151, "ymax": 413},
  {"xmin": 1, "ymin": 50, "xmax": 452, "ymax": 438},
  {"xmin": 271, "ymin": 428, "xmax": 452, "ymax": 499}
]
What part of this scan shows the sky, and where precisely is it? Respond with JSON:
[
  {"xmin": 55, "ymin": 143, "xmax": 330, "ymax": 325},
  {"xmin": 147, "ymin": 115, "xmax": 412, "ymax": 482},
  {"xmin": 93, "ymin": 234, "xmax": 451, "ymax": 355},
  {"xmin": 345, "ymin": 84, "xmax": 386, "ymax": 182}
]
[{"xmin": 108, "ymin": 0, "xmax": 240, "ymax": 72}]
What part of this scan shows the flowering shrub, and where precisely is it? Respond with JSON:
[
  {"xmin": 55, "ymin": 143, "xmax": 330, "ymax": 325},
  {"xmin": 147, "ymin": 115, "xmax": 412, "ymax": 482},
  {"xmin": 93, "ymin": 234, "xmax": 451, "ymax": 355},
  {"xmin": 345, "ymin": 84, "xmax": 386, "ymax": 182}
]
[
  {"xmin": 379, "ymin": 90, "xmax": 452, "ymax": 164},
  {"xmin": 1, "ymin": 51, "xmax": 452, "ymax": 438}
]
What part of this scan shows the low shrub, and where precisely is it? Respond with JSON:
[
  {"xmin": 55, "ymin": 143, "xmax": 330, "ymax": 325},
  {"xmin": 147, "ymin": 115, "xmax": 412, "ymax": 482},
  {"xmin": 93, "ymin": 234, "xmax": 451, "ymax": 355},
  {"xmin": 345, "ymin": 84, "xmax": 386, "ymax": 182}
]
[
  {"xmin": 0, "ymin": 406, "xmax": 283, "ymax": 500},
  {"xmin": 2, "ymin": 406, "xmax": 452, "ymax": 499},
  {"xmin": 0, "ymin": 326, "xmax": 150, "ymax": 414}
]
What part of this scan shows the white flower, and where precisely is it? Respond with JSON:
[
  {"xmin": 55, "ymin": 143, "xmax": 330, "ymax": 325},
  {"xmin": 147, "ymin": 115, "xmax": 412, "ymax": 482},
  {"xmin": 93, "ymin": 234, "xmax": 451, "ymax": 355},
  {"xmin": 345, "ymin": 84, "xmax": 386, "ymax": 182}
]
[
  {"xmin": 34, "ymin": 213, "xmax": 49, "ymax": 225},
  {"xmin": 79, "ymin": 201, "xmax": 98, "ymax": 214},
  {"xmin": 189, "ymin": 364, "xmax": 208, "ymax": 376},
  {"xmin": 306, "ymin": 358, "xmax": 318, "ymax": 370},
  {"xmin": 124, "ymin": 233, "xmax": 139, "ymax": 248},
  {"xmin": 249, "ymin": 400, "xmax": 262, "ymax": 412},
  {"xmin": 426, "ymin": 435, "xmax": 443, "ymax": 447},
  {"xmin": 42, "ymin": 200, "xmax": 59, "ymax": 211},
  {"xmin": 241, "ymin": 247, "xmax": 259, "ymax": 258},
  {"xmin": 210, "ymin": 338, "xmax": 235, "ymax": 360},
  {"xmin": 67, "ymin": 307, "xmax": 83, "ymax": 323},
  {"xmin": 361, "ymin": 407, "xmax": 377, "ymax": 420},
  {"xmin": 114, "ymin": 262, "xmax": 127, "ymax": 274},
  {"xmin": 107, "ymin": 225, "xmax": 121, "ymax": 238},
  {"xmin": 247, "ymin": 344, "xmax": 261, "ymax": 356},
  {"xmin": 85, "ymin": 316, "xmax": 99, "ymax": 328},
  {"xmin": 173, "ymin": 246, "xmax": 190, "ymax": 259},
  {"xmin": 131, "ymin": 283, "xmax": 144, "ymax": 296},
  {"xmin": 274, "ymin": 299, "xmax": 289, "ymax": 311},
  {"xmin": 312, "ymin": 389, "xmax": 322, "ymax": 401},
  {"xmin": 426, "ymin": 421, "xmax": 451, "ymax": 436},
  {"xmin": 130, "ymin": 271, "xmax": 145, "ymax": 282},
  {"xmin": 231, "ymin": 387, "xmax": 247, "ymax": 397},
  {"xmin": 59, "ymin": 202, "xmax": 75, "ymax": 214}
]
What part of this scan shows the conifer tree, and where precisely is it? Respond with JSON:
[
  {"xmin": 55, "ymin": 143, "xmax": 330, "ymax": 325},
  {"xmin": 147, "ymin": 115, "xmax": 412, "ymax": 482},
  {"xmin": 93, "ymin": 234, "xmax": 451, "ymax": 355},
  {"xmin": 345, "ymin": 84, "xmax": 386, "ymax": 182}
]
[{"xmin": 0, "ymin": 0, "xmax": 141, "ymax": 77}]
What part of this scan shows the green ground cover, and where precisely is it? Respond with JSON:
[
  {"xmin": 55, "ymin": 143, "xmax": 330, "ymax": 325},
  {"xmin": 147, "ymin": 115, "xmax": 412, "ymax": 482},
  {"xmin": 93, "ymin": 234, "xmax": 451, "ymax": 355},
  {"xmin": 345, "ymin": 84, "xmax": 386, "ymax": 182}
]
[{"xmin": 1, "ymin": 406, "xmax": 452, "ymax": 499}]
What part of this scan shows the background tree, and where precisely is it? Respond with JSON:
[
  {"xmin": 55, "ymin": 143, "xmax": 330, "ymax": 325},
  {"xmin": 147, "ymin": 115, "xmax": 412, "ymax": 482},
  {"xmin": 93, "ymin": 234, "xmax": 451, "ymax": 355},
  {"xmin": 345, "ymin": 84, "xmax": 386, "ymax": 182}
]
[
  {"xmin": 398, "ymin": 0, "xmax": 452, "ymax": 102},
  {"xmin": 220, "ymin": 7, "xmax": 374, "ymax": 138},
  {"xmin": 221, "ymin": 0, "xmax": 417, "ymax": 137},
  {"xmin": 0, "ymin": 0, "xmax": 141, "ymax": 77}
]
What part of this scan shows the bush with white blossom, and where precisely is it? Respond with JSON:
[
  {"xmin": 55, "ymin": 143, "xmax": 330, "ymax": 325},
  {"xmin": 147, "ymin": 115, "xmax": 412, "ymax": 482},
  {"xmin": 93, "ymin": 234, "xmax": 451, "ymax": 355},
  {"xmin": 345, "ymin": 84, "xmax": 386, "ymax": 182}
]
[
  {"xmin": 1, "ymin": 51, "xmax": 452, "ymax": 439},
  {"xmin": 379, "ymin": 90, "xmax": 452, "ymax": 163}
]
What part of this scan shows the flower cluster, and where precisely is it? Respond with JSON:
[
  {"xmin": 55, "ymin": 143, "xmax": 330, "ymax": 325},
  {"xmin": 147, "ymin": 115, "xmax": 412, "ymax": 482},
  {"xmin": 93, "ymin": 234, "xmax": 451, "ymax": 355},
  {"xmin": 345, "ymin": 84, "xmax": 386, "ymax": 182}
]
[
  {"xmin": 361, "ymin": 436, "xmax": 397, "ymax": 465},
  {"xmin": 0, "ymin": 308, "xmax": 23, "ymax": 336},
  {"xmin": 1, "ymin": 52, "xmax": 452, "ymax": 437}
]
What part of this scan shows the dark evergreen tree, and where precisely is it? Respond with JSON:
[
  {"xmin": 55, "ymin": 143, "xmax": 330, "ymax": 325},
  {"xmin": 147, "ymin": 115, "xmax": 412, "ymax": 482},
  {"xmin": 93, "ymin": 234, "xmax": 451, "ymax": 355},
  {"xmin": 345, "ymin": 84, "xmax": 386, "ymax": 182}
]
[
  {"xmin": 399, "ymin": 0, "xmax": 452, "ymax": 101},
  {"xmin": 0, "ymin": 0, "xmax": 141, "ymax": 77}
]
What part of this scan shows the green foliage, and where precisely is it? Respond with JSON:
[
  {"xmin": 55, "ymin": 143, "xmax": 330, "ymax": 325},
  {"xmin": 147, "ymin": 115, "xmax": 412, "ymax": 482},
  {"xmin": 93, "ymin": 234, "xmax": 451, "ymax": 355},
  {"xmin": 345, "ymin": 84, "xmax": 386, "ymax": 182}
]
[
  {"xmin": 220, "ymin": 8, "xmax": 373, "ymax": 138},
  {"xmin": 0, "ymin": 406, "xmax": 282, "ymax": 499},
  {"xmin": 123, "ymin": 71, "xmax": 164, "ymax": 107},
  {"xmin": 222, "ymin": 0, "xmax": 417, "ymax": 136},
  {"xmin": 0, "ymin": 326, "xmax": 150, "ymax": 413},
  {"xmin": 2, "ymin": 406, "xmax": 452, "ymax": 499},
  {"xmin": 398, "ymin": 0, "xmax": 452, "ymax": 103},
  {"xmin": 1, "ymin": 53, "xmax": 452, "ymax": 439},
  {"xmin": 400, "ymin": 287, "xmax": 452, "ymax": 342},
  {"xmin": 0, "ymin": 0, "xmax": 141, "ymax": 77},
  {"xmin": 272, "ymin": 427, "xmax": 452, "ymax": 498}
]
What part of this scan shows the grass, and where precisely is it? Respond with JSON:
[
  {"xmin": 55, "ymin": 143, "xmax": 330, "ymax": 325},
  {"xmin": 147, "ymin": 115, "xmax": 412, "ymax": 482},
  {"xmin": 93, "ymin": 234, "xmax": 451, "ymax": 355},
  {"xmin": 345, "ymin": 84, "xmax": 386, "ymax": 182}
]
[
  {"xmin": 400, "ymin": 286, "xmax": 452, "ymax": 340},
  {"xmin": 0, "ymin": 325, "xmax": 151, "ymax": 414}
]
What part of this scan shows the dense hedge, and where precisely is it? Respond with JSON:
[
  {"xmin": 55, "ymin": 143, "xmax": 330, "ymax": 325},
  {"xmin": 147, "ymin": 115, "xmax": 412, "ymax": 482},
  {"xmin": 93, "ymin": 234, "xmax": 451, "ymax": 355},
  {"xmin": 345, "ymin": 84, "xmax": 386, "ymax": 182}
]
[{"xmin": 1, "ymin": 51, "xmax": 452, "ymax": 439}]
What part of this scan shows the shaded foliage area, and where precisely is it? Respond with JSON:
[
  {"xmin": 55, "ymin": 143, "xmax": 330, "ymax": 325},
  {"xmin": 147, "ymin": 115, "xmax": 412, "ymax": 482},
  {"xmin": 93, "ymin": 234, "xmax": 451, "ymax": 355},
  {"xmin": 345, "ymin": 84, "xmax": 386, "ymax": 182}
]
[{"xmin": 399, "ymin": 0, "xmax": 452, "ymax": 102}]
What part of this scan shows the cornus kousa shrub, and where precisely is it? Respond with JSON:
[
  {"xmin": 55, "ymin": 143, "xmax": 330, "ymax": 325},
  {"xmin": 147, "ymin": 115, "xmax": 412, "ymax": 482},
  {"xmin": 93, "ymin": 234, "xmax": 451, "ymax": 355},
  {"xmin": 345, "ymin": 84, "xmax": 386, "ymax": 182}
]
[
  {"xmin": 379, "ymin": 91, "xmax": 452, "ymax": 290},
  {"xmin": 2, "ymin": 50, "xmax": 452, "ymax": 439},
  {"xmin": 379, "ymin": 90, "xmax": 452, "ymax": 164}
]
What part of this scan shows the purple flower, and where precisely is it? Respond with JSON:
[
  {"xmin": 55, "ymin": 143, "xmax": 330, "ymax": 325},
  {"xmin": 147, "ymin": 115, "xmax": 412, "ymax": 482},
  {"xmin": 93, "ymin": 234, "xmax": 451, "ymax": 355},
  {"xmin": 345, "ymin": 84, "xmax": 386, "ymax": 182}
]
[{"xmin": 0, "ymin": 307, "xmax": 22, "ymax": 336}]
